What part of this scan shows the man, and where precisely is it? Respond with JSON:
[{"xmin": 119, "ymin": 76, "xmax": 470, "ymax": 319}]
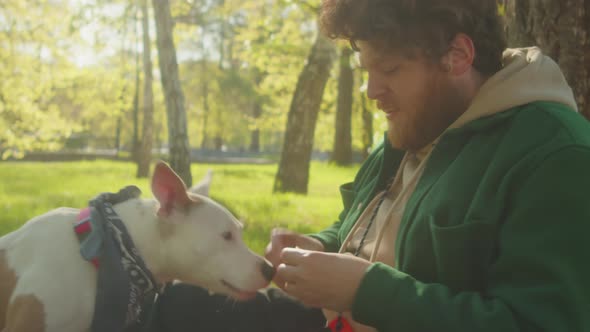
[{"xmin": 152, "ymin": 0, "xmax": 590, "ymax": 331}]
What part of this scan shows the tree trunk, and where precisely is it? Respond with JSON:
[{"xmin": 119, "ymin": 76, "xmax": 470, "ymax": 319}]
[
  {"xmin": 137, "ymin": 0, "xmax": 154, "ymax": 178},
  {"xmin": 503, "ymin": 0, "xmax": 589, "ymax": 120},
  {"xmin": 359, "ymin": 72, "xmax": 373, "ymax": 160},
  {"xmin": 214, "ymin": 135, "xmax": 223, "ymax": 151},
  {"xmin": 200, "ymin": 78, "xmax": 210, "ymax": 150},
  {"xmin": 132, "ymin": 46, "xmax": 141, "ymax": 162},
  {"xmin": 218, "ymin": 0, "xmax": 226, "ymax": 69},
  {"xmin": 274, "ymin": 33, "xmax": 337, "ymax": 194},
  {"xmin": 249, "ymin": 101, "xmax": 262, "ymax": 153},
  {"xmin": 115, "ymin": 115, "xmax": 122, "ymax": 156},
  {"xmin": 331, "ymin": 46, "xmax": 354, "ymax": 165},
  {"xmin": 199, "ymin": 38, "xmax": 210, "ymax": 150},
  {"xmin": 249, "ymin": 71, "xmax": 265, "ymax": 153},
  {"xmin": 152, "ymin": 0, "xmax": 193, "ymax": 186}
]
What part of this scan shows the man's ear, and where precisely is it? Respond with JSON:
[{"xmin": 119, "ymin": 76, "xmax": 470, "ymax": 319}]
[
  {"xmin": 441, "ymin": 33, "xmax": 475, "ymax": 76},
  {"xmin": 151, "ymin": 161, "xmax": 196, "ymax": 218}
]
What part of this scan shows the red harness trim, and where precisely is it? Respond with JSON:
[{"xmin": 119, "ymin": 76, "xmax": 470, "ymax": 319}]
[
  {"xmin": 328, "ymin": 316, "xmax": 353, "ymax": 332},
  {"xmin": 75, "ymin": 207, "xmax": 100, "ymax": 269}
]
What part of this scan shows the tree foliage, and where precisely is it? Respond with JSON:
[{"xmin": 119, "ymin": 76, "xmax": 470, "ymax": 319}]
[
  {"xmin": 0, "ymin": 0, "xmax": 77, "ymax": 158},
  {"xmin": 0, "ymin": 0, "xmax": 385, "ymax": 164}
]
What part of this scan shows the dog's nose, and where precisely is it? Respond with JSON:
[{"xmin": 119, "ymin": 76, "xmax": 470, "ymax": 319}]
[{"xmin": 261, "ymin": 260, "xmax": 275, "ymax": 281}]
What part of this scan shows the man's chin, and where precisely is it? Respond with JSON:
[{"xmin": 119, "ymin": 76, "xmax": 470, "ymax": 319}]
[
  {"xmin": 387, "ymin": 130, "xmax": 406, "ymax": 150},
  {"xmin": 387, "ymin": 130, "xmax": 424, "ymax": 152}
]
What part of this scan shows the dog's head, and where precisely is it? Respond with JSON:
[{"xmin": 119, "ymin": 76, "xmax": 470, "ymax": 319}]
[{"xmin": 151, "ymin": 161, "xmax": 274, "ymax": 300}]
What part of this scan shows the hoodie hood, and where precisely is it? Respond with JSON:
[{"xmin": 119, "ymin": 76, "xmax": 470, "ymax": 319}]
[{"xmin": 449, "ymin": 47, "xmax": 578, "ymax": 129}]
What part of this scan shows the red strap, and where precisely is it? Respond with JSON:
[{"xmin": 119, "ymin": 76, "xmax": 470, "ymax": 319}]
[
  {"xmin": 77, "ymin": 207, "xmax": 91, "ymax": 222},
  {"xmin": 328, "ymin": 316, "xmax": 354, "ymax": 332},
  {"xmin": 90, "ymin": 257, "xmax": 100, "ymax": 268},
  {"xmin": 75, "ymin": 207, "xmax": 100, "ymax": 269}
]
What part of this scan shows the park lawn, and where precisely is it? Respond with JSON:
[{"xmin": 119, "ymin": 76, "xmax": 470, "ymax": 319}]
[{"xmin": 0, "ymin": 160, "xmax": 359, "ymax": 254}]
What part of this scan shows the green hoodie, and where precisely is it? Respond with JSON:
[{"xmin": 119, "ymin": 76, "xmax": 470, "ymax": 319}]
[{"xmin": 311, "ymin": 48, "xmax": 590, "ymax": 331}]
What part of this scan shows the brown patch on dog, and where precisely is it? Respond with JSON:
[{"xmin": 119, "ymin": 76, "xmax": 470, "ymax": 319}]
[
  {"xmin": 1, "ymin": 250, "xmax": 45, "ymax": 331},
  {"xmin": 5, "ymin": 294, "xmax": 46, "ymax": 332},
  {"xmin": 0, "ymin": 249, "xmax": 17, "ymax": 329}
]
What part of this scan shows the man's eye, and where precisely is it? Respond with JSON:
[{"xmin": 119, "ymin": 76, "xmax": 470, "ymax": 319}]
[{"xmin": 222, "ymin": 231, "xmax": 233, "ymax": 241}]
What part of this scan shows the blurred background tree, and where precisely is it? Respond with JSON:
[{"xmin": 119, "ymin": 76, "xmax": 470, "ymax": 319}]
[
  {"xmin": 1, "ymin": 0, "xmax": 587, "ymax": 193},
  {"xmin": 502, "ymin": 0, "xmax": 589, "ymax": 120}
]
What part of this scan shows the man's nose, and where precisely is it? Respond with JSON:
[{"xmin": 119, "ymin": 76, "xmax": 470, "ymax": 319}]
[{"xmin": 366, "ymin": 74, "xmax": 386, "ymax": 100}]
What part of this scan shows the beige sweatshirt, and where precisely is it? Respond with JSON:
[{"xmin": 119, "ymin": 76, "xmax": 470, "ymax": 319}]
[{"xmin": 323, "ymin": 47, "xmax": 577, "ymax": 332}]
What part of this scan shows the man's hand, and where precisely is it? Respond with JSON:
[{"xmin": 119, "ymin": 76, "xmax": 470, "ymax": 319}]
[
  {"xmin": 264, "ymin": 228, "xmax": 324, "ymax": 287},
  {"xmin": 276, "ymin": 248, "xmax": 372, "ymax": 312}
]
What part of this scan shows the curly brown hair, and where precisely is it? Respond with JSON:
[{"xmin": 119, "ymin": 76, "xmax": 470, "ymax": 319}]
[{"xmin": 320, "ymin": 0, "xmax": 506, "ymax": 76}]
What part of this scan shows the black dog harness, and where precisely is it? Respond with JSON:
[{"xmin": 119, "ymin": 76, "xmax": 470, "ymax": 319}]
[{"xmin": 74, "ymin": 186, "xmax": 160, "ymax": 332}]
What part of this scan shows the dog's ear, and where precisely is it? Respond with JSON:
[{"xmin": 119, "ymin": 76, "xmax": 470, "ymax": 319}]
[
  {"xmin": 152, "ymin": 161, "xmax": 199, "ymax": 218},
  {"xmin": 188, "ymin": 169, "xmax": 213, "ymax": 197}
]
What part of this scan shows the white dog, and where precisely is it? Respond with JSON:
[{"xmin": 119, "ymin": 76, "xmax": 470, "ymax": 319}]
[{"xmin": 0, "ymin": 161, "xmax": 274, "ymax": 332}]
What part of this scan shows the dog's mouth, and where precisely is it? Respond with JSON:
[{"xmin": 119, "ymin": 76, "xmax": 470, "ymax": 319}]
[{"xmin": 221, "ymin": 279, "xmax": 257, "ymax": 300}]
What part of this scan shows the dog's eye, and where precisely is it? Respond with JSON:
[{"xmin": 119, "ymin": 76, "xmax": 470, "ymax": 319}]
[{"xmin": 222, "ymin": 231, "xmax": 233, "ymax": 241}]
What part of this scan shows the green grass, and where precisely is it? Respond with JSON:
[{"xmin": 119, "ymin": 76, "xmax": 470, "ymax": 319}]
[{"xmin": 0, "ymin": 160, "xmax": 358, "ymax": 254}]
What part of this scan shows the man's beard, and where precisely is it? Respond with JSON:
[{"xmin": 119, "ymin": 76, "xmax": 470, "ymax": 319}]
[{"xmin": 387, "ymin": 75, "xmax": 465, "ymax": 151}]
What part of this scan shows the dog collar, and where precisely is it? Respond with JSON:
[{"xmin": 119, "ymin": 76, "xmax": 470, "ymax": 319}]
[
  {"xmin": 74, "ymin": 187, "xmax": 158, "ymax": 331},
  {"xmin": 74, "ymin": 207, "xmax": 100, "ymax": 268}
]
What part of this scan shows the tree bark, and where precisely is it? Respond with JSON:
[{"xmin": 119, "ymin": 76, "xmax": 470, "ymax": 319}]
[
  {"xmin": 115, "ymin": 115, "xmax": 122, "ymax": 156},
  {"xmin": 132, "ymin": 43, "xmax": 141, "ymax": 162},
  {"xmin": 137, "ymin": 0, "xmax": 154, "ymax": 178},
  {"xmin": 199, "ymin": 38, "xmax": 210, "ymax": 150},
  {"xmin": 200, "ymin": 77, "xmax": 210, "ymax": 150},
  {"xmin": 331, "ymin": 46, "xmax": 354, "ymax": 165},
  {"xmin": 359, "ymin": 72, "xmax": 373, "ymax": 160},
  {"xmin": 250, "ymin": 101, "xmax": 262, "ymax": 152},
  {"xmin": 503, "ymin": 0, "xmax": 589, "ymax": 120},
  {"xmin": 274, "ymin": 33, "xmax": 337, "ymax": 194},
  {"xmin": 152, "ymin": 0, "xmax": 193, "ymax": 186},
  {"xmin": 250, "ymin": 71, "xmax": 265, "ymax": 153}
]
